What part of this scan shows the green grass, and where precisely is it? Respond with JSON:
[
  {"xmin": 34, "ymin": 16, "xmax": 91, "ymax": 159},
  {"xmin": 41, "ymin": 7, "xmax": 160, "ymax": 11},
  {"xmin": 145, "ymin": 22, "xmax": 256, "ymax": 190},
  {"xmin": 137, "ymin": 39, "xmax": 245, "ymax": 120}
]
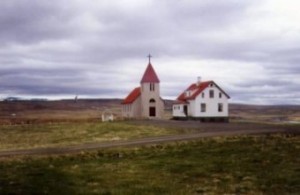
[
  {"xmin": 0, "ymin": 134, "xmax": 299, "ymax": 194},
  {"xmin": 0, "ymin": 122, "xmax": 194, "ymax": 151}
]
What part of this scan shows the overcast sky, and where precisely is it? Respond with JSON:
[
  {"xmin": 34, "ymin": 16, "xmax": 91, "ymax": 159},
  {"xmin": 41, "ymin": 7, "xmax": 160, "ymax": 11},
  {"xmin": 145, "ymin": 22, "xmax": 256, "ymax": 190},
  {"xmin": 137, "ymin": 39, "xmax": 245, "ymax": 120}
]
[{"xmin": 0, "ymin": 0, "xmax": 299, "ymax": 104}]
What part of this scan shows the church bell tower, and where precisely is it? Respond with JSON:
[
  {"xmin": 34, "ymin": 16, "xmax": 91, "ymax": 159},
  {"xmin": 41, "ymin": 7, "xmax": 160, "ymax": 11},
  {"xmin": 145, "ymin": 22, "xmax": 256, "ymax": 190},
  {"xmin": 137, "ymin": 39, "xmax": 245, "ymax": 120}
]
[{"xmin": 140, "ymin": 55, "xmax": 164, "ymax": 118}]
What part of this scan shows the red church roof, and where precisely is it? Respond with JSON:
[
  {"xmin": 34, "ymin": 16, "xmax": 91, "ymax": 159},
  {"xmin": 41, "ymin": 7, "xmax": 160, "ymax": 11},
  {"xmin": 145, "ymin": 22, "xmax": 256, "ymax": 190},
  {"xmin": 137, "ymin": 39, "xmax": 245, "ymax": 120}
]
[
  {"xmin": 122, "ymin": 87, "xmax": 141, "ymax": 104},
  {"xmin": 140, "ymin": 63, "xmax": 160, "ymax": 83},
  {"xmin": 176, "ymin": 81, "xmax": 230, "ymax": 103}
]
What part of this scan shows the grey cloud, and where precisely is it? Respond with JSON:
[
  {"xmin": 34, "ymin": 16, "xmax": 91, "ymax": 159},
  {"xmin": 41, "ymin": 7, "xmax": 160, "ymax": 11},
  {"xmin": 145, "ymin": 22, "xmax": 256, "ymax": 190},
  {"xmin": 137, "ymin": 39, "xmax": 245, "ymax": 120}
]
[
  {"xmin": 0, "ymin": 1, "xmax": 79, "ymax": 45},
  {"xmin": 68, "ymin": 0, "xmax": 256, "ymax": 63},
  {"xmin": 0, "ymin": 0, "xmax": 299, "ymax": 104},
  {"xmin": 235, "ymin": 79, "xmax": 295, "ymax": 88},
  {"xmin": 0, "ymin": 0, "xmax": 258, "ymax": 64},
  {"xmin": 1, "ymin": 67, "xmax": 98, "ymax": 95}
]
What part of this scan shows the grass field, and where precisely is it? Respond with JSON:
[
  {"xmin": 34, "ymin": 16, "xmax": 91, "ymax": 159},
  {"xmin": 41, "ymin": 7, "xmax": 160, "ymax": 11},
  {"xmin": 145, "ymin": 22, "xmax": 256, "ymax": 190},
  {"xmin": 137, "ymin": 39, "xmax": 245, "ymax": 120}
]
[
  {"xmin": 2, "ymin": 119, "xmax": 298, "ymax": 152},
  {"xmin": 0, "ymin": 100, "xmax": 299, "ymax": 194},
  {"xmin": 0, "ymin": 121, "xmax": 197, "ymax": 151},
  {"xmin": 0, "ymin": 134, "xmax": 299, "ymax": 194}
]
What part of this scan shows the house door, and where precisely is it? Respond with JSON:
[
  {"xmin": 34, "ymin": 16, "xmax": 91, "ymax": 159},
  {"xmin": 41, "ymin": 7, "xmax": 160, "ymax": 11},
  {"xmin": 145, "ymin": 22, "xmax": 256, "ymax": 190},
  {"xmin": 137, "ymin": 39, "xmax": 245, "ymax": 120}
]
[
  {"xmin": 183, "ymin": 105, "xmax": 188, "ymax": 116},
  {"xmin": 149, "ymin": 107, "xmax": 156, "ymax": 117}
]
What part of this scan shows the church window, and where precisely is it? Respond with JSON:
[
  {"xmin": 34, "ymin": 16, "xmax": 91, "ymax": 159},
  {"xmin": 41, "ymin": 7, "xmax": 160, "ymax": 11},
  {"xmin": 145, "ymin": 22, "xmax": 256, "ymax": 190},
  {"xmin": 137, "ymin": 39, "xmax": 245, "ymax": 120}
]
[
  {"xmin": 149, "ymin": 99, "xmax": 156, "ymax": 103},
  {"xmin": 150, "ymin": 83, "xmax": 155, "ymax": 91}
]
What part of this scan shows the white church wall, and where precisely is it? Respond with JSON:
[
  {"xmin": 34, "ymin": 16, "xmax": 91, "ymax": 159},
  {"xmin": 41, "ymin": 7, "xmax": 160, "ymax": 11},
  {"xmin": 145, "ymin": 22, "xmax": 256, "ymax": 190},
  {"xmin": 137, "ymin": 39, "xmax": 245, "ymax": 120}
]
[
  {"xmin": 122, "ymin": 96, "xmax": 142, "ymax": 118},
  {"xmin": 141, "ymin": 82, "xmax": 164, "ymax": 118}
]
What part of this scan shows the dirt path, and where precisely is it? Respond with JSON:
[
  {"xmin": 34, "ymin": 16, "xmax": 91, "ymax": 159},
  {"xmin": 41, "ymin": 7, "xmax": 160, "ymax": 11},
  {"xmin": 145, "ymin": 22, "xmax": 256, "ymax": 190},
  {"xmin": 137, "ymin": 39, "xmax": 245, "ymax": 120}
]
[{"xmin": 0, "ymin": 128, "xmax": 286, "ymax": 158}]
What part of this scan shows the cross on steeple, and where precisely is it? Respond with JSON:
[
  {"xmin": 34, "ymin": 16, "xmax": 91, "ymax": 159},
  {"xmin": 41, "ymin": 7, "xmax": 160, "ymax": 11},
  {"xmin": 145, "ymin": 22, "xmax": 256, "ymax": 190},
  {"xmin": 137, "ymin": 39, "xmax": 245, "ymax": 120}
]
[{"xmin": 147, "ymin": 54, "xmax": 152, "ymax": 63}]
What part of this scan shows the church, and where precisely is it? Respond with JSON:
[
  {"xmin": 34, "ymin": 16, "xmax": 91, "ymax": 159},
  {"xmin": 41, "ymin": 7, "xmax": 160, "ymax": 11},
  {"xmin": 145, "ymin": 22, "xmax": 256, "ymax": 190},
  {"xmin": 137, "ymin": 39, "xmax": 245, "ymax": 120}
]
[{"xmin": 121, "ymin": 56, "xmax": 164, "ymax": 118}]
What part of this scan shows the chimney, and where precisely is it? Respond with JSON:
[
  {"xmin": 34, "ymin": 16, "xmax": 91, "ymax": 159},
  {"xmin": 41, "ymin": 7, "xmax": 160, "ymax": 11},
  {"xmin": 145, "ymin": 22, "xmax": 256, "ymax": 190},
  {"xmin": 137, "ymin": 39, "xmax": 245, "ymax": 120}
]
[{"xmin": 197, "ymin": 76, "xmax": 201, "ymax": 86}]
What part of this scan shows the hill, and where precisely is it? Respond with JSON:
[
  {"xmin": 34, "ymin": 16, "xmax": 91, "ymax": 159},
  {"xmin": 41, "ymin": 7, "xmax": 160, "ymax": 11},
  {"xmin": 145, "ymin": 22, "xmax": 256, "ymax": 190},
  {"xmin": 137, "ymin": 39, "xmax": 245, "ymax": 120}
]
[{"xmin": 0, "ymin": 99, "xmax": 299, "ymax": 124}]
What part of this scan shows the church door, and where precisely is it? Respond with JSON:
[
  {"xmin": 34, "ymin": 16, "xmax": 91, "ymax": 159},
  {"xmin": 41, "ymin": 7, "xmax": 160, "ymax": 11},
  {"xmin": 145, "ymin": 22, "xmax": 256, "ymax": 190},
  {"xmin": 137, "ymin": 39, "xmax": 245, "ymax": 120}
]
[{"xmin": 149, "ymin": 107, "xmax": 156, "ymax": 117}]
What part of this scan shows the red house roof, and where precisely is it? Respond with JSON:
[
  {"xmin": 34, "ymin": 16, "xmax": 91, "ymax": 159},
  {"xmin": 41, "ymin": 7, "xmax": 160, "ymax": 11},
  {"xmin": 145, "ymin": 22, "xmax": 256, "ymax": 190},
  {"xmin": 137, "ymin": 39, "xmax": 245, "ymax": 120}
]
[
  {"xmin": 122, "ymin": 87, "xmax": 141, "ymax": 104},
  {"xmin": 176, "ymin": 81, "xmax": 230, "ymax": 103},
  {"xmin": 140, "ymin": 63, "xmax": 160, "ymax": 83}
]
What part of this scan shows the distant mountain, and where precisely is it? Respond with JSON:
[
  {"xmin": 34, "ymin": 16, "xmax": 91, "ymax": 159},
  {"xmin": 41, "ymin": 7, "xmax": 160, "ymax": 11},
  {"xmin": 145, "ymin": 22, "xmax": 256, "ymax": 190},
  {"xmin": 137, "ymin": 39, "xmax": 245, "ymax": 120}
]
[
  {"xmin": 30, "ymin": 98, "xmax": 48, "ymax": 101},
  {"xmin": 3, "ymin": 97, "xmax": 22, "ymax": 101}
]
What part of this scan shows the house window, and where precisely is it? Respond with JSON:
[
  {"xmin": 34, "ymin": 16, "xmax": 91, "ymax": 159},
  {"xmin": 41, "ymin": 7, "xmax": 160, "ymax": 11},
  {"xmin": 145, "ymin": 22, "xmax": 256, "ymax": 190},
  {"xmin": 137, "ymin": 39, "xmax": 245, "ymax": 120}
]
[
  {"xmin": 202, "ymin": 92, "xmax": 204, "ymax": 98},
  {"xmin": 209, "ymin": 90, "xmax": 214, "ymax": 98},
  {"xmin": 210, "ymin": 83, "xmax": 213, "ymax": 87},
  {"xmin": 219, "ymin": 93, "xmax": 222, "ymax": 98},
  {"xmin": 218, "ymin": 103, "xmax": 223, "ymax": 112},
  {"xmin": 185, "ymin": 91, "xmax": 191, "ymax": 97},
  {"xmin": 201, "ymin": 103, "xmax": 206, "ymax": 112},
  {"xmin": 150, "ymin": 83, "xmax": 155, "ymax": 91}
]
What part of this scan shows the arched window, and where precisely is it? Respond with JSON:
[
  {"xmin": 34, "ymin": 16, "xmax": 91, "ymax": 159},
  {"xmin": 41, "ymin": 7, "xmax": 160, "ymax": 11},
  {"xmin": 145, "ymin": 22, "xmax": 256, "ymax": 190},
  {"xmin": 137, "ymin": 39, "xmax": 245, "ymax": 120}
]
[{"xmin": 149, "ymin": 99, "xmax": 156, "ymax": 103}]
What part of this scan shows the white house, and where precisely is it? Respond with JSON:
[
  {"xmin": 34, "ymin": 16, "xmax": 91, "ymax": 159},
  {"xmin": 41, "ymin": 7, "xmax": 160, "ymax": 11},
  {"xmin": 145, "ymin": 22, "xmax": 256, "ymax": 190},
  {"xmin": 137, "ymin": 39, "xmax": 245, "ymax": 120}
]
[{"xmin": 172, "ymin": 77, "xmax": 230, "ymax": 122}]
